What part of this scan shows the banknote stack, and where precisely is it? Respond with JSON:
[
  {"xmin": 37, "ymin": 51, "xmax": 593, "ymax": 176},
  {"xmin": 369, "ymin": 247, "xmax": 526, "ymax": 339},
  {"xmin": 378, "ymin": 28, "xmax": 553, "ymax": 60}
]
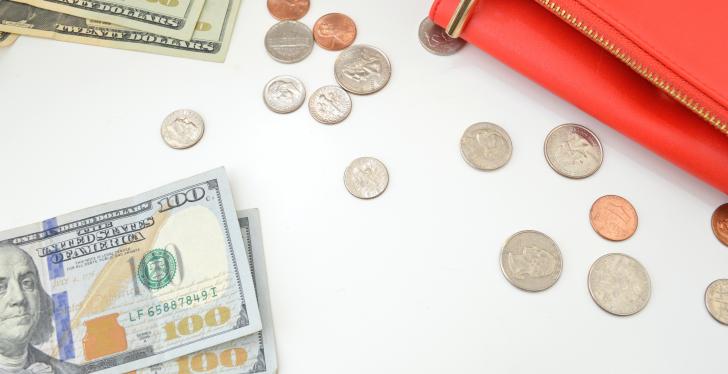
[
  {"xmin": 0, "ymin": 168, "xmax": 277, "ymax": 373},
  {"xmin": 0, "ymin": 0, "xmax": 241, "ymax": 61}
]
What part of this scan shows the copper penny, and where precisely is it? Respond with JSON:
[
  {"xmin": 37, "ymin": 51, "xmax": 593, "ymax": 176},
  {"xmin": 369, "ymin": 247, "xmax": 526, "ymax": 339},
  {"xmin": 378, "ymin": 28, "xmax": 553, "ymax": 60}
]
[
  {"xmin": 267, "ymin": 0, "xmax": 310, "ymax": 21},
  {"xmin": 712, "ymin": 203, "xmax": 728, "ymax": 246},
  {"xmin": 313, "ymin": 13, "xmax": 357, "ymax": 51},
  {"xmin": 590, "ymin": 195, "xmax": 638, "ymax": 241}
]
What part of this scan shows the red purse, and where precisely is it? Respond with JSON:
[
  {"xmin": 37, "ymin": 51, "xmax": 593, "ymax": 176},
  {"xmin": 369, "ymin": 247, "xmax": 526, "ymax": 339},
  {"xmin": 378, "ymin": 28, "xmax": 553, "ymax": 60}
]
[{"xmin": 430, "ymin": 0, "xmax": 728, "ymax": 194}]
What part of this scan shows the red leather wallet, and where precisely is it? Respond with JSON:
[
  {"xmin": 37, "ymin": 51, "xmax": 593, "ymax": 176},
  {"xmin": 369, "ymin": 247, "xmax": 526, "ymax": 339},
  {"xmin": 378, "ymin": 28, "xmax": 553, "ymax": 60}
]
[{"xmin": 430, "ymin": 0, "xmax": 728, "ymax": 194}]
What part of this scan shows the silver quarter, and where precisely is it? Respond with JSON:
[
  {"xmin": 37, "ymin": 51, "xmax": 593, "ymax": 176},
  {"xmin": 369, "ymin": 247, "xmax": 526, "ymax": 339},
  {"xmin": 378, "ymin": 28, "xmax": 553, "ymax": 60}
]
[
  {"xmin": 418, "ymin": 17, "xmax": 465, "ymax": 56},
  {"xmin": 705, "ymin": 279, "xmax": 728, "ymax": 325},
  {"xmin": 264, "ymin": 21, "xmax": 314, "ymax": 63},
  {"xmin": 161, "ymin": 109, "xmax": 205, "ymax": 149},
  {"xmin": 308, "ymin": 85, "xmax": 352, "ymax": 124},
  {"xmin": 588, "ymin": 253, "xmax": 651, "ymax": 316},
  {"xmin": 460, "ymin": 122, "xmax": 512, "ymax": 170},
  {"xmin": 544, "ymin": 124, "xmax": 603, "ymax": 179},
  {"xmin": 334, "ymin": 44, "xmax": 391, "ymax": 95},
  {"xmin": 263, "ymin": 75, "xmax": 306, "ymax": 114},
  {"xmin": 500, "ymin": 231, "xmax": 562, "ymax": 292},
  {"xmin": 344, "ymin": 157, "xmax": 389, "ymax": 199}
]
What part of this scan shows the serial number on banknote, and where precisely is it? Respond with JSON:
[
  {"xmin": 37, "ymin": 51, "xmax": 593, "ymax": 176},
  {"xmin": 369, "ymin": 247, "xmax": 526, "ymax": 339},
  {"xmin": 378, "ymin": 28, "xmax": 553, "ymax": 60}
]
[{"xmin": 131, "ymin": 287, "xmax": 220, "ymax": 321}]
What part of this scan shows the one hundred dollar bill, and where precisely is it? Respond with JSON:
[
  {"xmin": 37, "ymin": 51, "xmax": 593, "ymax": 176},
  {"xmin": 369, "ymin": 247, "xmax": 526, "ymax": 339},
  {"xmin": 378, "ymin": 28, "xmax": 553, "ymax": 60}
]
[
  {"xmin": 0, "ymin": 30, "xmax": 17, "ymax": 46},
  {"xmin": 0, "ymin": 168, "xmax": 262, "ymax": 374},
  {"xmin": 138, "ymin": 209, "xmax": 278, "ymax": 374},
  {"xmin": 9, "ymin": 0, "xmax": 205, "ymax": 40},
  {"xmin": 0, "ymin": 0, "xmax": 240, "ymax": 62}
]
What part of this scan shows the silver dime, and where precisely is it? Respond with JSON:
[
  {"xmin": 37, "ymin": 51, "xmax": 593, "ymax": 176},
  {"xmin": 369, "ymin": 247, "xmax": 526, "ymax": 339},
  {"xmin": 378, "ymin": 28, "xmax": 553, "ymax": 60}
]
[
  {"xmin": 588, "ymin": 253, "xmax": 651, "ymax": 316},
  {"xmin": 705, "ymin": 279, "xmax": 728, "ymax": 325},
  {"xmin": 263, "ymin": 75, "xmax": 306, "ymax": 114},
  {"xmin": 334, "ymin": 44, "xmax": 391, "ymax": 95},
  {"xmin": 418, "ymin": 17, "xmax": 465, "ymax": 56},
  {"xmin": 308, "ymin": 85, "xmax": 352, "ymax": 124},
  {"xmin": 460, "ymin": 122, "xmax": 512, "ymax": 170},
  {"xmin": 344, "ymin": 157, "xmax": 389, "ymax": 199},
  {"xmin": 264, "ymin": 20, "xmax": 314, "ymax": 63},
  {"xmin": 544, "ymin": 123, "xmax": 603, "ymax": 179},
  {"xmin": 161, "ymin": 109, "xmax": 205, "ymax": 149},
  {"xmin": 500, "ymin": 231, "xmax": 562, "ymax": 292}
]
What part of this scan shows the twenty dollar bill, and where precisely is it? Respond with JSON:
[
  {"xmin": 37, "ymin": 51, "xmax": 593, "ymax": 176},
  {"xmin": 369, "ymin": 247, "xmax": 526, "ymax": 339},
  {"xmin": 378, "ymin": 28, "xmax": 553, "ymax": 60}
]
[
  {"xmin": 0, "ymin": 168, "xmax": 261, "ymax": 373},
  {"xmin": 9, "ymin": 0, "xmax": 205, "ymax": 40},
  {"xmin": 0, "ymin": 0, "xmax": 240, "ymax": 62},
  {"xmin": 0, "ymin": 30, "xmax": 17, "ymax": 46},
  {"xmin": 139, "ymin": 209, "xmax": 278, "ymax": 374}
]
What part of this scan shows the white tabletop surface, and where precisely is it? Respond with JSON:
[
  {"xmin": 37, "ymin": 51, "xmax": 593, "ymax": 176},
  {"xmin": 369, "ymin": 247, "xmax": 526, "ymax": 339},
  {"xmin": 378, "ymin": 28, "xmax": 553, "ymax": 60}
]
[{"xmin": 1, "ymin": 0, "xmax": 727, "ymax": 373}]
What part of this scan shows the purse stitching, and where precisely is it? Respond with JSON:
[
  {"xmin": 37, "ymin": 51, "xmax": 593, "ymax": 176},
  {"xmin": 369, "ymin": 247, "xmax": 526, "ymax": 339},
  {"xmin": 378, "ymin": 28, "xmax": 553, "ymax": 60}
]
[{"xmin": 576, "ymin": 0, "xmax": 728, "ymax": 110}]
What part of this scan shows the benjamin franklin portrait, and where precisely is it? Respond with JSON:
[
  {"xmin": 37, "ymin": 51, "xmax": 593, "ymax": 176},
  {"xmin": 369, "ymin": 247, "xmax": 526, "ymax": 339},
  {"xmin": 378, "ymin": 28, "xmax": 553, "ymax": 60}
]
[{"xmin": 0, "ymin": 244, "xmax": 79, "ymax": 374}]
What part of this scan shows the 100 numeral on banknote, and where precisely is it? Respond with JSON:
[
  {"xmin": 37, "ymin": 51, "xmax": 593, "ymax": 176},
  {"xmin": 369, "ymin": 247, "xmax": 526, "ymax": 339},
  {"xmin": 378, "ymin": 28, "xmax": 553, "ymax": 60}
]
[
  {"xmin": 0, "ymin": 168, "xmax": 261, "ymax": 373},
  {"xmin": 139, "ymin": 210, "xmax": 278, "ymax": 374}
]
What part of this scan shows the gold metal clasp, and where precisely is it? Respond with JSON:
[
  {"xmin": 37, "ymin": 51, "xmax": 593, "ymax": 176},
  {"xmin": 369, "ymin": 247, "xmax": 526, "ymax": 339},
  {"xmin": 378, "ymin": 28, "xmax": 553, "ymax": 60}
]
[{"xmin": 446, "ymin": 0, "xmax": 480, "ymax": 38}]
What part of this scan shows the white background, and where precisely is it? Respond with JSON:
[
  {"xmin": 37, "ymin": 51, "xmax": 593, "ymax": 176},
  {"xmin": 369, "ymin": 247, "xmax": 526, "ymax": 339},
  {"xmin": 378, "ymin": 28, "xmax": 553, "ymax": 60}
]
[{"xmin": 1, "ymin": 0, "xmax": 727, "ymax": 373}]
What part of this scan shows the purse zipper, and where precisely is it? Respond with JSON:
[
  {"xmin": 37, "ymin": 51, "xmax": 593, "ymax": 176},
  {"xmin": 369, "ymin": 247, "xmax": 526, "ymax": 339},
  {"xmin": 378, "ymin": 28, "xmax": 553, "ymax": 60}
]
[{"xmin": 536, "ymin": 0, "xmax": 728, "ymax": 136}]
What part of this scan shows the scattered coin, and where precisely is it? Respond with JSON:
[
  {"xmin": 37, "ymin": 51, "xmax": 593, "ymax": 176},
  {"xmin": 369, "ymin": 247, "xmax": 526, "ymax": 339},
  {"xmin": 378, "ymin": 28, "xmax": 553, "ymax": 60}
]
[
  {"xmin": 711, "ymin": 203, "xmax": 728, "ymax": 247},
  {"xmin": 544, "ymin": 124, "xmax": 603, "ymax": 179},
  {"xmin": 500, "ymin": 231, "xmax": 562, "ymax": 292},
  {"xmin": 590, "ymin": 195, "xmax": 638, "ymax": 241},
  {"xmin": 418, "ymin": 17, "xmax": 465, "ymax": 56},
  {"xmin": 334, "ymin": 44, "xmax": 392, "ymax": 95},
  {"xmin": 263, "ymin": 75, "xmax": 306, "ymax": 114},
  {"xmin": 267, "ymin": 0, "xmax": 310, "ymax": 20},
  {"xmin": 588, "ymin": 253, "xmax": 651, "ymax": 316},
  {"xmin": 308, "ymin": 85, "xmax": 352, "ymax": 124},
  {"xmin": 161, "ymin": 109, "xmax": 205, "ymax": 149},
  {"xmin": 264, "ymin": 20, "xmax": 314, "ymax": 64},
  {"xmin": 344, "ymin": 157, "xmax": 389, "ymax": 199},
  {"xmin": 705, "ymin": 279, "xmax": 728, "ymax": 325},
  {"xmin": 460, "ymin": 122, "xmax": 512, "ymax": 171},
  {"xmin": 313, "ymin": 13, "xmax": 357, "ymax": 51}
]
